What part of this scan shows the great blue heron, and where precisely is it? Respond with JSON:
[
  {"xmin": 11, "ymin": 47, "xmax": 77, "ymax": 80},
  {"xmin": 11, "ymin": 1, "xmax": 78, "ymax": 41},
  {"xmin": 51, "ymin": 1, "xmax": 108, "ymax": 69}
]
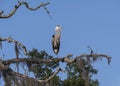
[{"xmin": 52, "ymin": 25, "xmax": 62, "ymax": 54}]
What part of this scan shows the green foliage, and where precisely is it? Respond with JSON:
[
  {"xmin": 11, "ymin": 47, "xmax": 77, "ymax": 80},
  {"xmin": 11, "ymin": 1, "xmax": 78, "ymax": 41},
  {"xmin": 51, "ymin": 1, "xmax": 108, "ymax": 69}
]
[
  {"xmin": 64, "ymin": 58, "xmax": 99, "ymax": 86},
  {"xmin": 27, "ymin": 49, "xmax": 59, "ymax": 80},
  {"xmin": 27, "ymin": 49, "xmax": 99, "ymax": 86},
  {"xmin": 62, "ymin": 77, "xmax": 85, "ymax": 86},
  {"xmin": 49, "ymin": 76, "xmax": 62, "ymax": 86}
]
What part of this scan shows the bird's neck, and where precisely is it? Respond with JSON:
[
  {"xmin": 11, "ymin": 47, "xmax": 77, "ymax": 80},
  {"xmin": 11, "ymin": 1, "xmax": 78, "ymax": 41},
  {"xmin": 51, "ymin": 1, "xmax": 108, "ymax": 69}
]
[
  {"xmin": 56, "ymin": 30, "xmax": 61, "ymax": 34},
  {"xmin": 56, "ymin": 30, "xmax": 61, "ymax": 38}
]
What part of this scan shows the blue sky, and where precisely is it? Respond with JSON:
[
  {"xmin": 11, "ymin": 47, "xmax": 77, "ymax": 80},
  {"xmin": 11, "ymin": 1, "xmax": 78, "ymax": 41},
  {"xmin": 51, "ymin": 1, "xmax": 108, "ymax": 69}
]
[{"xmin": 0, "ymin": 0, "xmax": 120, "ymax": 86}]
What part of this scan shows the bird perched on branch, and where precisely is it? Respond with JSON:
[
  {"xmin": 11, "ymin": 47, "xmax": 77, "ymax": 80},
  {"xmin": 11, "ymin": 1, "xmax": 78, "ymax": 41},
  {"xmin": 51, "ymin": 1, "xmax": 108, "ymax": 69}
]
[{"xmin": 52, "ymin": 25, "xmax": 62, "ymax": 55}]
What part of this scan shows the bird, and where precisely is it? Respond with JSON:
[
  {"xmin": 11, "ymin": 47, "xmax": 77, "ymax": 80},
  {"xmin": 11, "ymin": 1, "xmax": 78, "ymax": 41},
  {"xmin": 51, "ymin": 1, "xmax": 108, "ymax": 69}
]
[{"xmin": 52, "ymin": 25, "xmax": 62, "ymax": 55}]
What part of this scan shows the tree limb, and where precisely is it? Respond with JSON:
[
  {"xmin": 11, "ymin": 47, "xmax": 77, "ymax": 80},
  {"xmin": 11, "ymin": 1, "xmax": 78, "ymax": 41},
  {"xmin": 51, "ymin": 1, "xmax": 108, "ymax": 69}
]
[
  {"xmin": 0, "ymin": 1, "xmax": 50, "ymax": 19},
  {"xmin": 0, "ymin": 37, "xmax": 27, "ymax": 55},
  {"xmin": 0, "ymin": 65, "xmax": 63, "ymax": 85},
  {"xmin": 76, "ymin": 53, "xmax": 111, "ymax": 64},
  {"xmin": 2, "ymin": 53, "xmax": 111, "ymax": 66}
]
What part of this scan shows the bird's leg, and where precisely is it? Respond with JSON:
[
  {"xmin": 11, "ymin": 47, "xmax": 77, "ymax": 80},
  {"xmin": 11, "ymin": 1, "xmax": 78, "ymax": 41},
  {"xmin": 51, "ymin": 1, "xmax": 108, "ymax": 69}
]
[{"xmin": 56, "ymin": 54, "xmax": 58, "ymax": 58}]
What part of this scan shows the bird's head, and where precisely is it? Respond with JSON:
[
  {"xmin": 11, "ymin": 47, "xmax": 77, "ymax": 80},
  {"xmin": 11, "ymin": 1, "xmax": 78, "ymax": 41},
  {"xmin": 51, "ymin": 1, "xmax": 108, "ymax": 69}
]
[{"xmin": 55, "ymin": 25, "xmax": 62, "ymax": 31}]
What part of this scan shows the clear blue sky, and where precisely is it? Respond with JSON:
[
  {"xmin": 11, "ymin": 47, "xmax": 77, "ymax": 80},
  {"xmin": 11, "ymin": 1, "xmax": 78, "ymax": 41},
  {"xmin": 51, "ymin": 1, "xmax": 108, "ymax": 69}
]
[{"xmin": 0, "ymin": 0, "xmax": 120, "ymax": 86}]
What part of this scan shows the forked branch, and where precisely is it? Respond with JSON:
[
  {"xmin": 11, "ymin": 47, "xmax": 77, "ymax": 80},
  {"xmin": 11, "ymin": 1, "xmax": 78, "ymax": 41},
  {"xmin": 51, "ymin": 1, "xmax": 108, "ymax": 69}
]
[
  {"xmin": 0, "ymin": 1, "xmax": 50, "ymax": 19},
  {"xmin": 0, "ymin": 37, "xmax": 27, "ymax": 55}
]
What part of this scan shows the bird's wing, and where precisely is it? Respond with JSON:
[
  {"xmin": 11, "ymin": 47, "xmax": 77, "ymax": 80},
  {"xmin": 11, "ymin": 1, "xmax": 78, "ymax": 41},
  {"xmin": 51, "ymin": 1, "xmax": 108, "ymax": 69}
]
[
  {"xmin": 56, "ymin": 39, "xmax": 60, "ymax": 51},
  {"xmin": 52, "ymin": 35, "xmax": 60, "ymax": 54},
  {"xmin": 53, "ymin": 40, "xmax": 60, "ymax": 54},
  {"xmin": 52, "ymin": 35, "xmax": 55, "ymax": 51}
]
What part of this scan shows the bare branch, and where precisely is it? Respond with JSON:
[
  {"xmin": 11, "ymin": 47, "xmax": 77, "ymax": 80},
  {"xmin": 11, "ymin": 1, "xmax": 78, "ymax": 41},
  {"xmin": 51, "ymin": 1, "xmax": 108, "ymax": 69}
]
[
  {"xmin": 45, "ymin": 67, "xmax": 62, "ymax": 82},
  {"xmin": 0, "ymin": 37, "xmax": 27, "ymax": 55},
  {"xmin": 76, "ymin": 53, "xmax": 111, "ymax": 64},
  {"xmin": 1, "ymin": 54, "xmax": 73, "ymax": 65},
  {"xmin": 0, "ymin": 65, "xmax": 63, "ymax": 85},
  {"xmin": 2, "ymin": 53, "xmax": 111, "ymax": 66},
  {"xmin": 43, "ymin": 6, "xmax": 51, "ymax": 18},
  {"xmin": 0, "ymin": 1, "xmax": 50, "ymax": 19},
  {"xmin": 12, "ymin": 67, "xmax": 62, "ymax": 83}
]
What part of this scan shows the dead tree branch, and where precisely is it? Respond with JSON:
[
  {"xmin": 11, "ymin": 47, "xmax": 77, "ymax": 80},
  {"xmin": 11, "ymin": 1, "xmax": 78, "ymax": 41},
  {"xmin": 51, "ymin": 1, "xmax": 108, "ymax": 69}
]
[
  {"xmin": 76, "ymin": 53, "xmax": 111, "ymax": 64},
  {"xmin": 0, "ymin": 37, "xmax": 27, "ymax": 55},
  {"xmin": 0, "ymin": 63, "xmax": 63, "ymax": 85},
  {"xmin": 12, "ymin": 67, "xmax": 61, "ymax": 83},
  {"xmin": 2, "ymin": 53, "xmax": 111, "ymax": 66},
  {"xmin": 2, "ymin": 55, "xmax": 71, "ymax": 65},
  {"xmin": 0, "ymin": 1, "xmax": 50, "ymax": 19}
]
